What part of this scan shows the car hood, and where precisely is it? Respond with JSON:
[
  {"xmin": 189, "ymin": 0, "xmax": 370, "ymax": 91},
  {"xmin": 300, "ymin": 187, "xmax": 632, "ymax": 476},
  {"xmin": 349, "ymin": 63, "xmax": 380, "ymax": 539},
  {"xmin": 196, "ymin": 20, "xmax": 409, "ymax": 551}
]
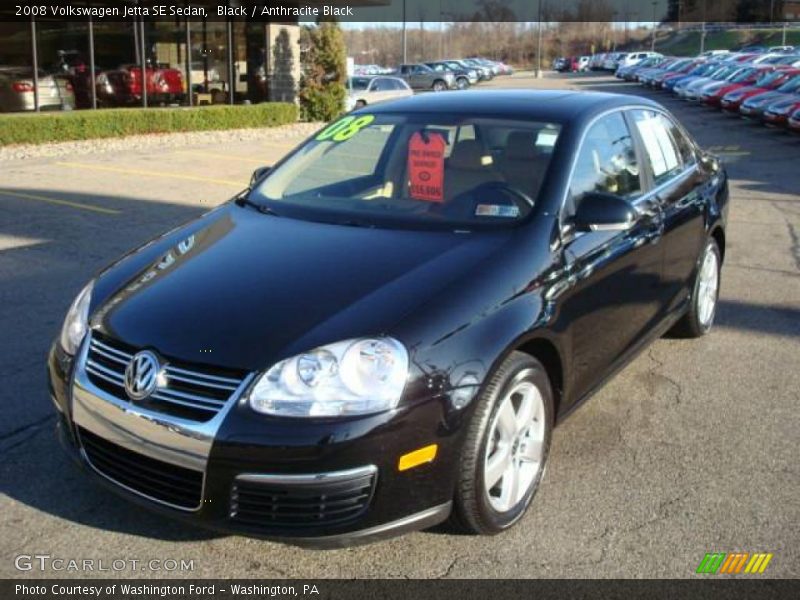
[
  {"xmin": 748, "ymin": 91, "xmax": 794, "ymax": 106},
  {"xmin": 90, "ymin": 203, "xmax": 513, "ymax": 371}
]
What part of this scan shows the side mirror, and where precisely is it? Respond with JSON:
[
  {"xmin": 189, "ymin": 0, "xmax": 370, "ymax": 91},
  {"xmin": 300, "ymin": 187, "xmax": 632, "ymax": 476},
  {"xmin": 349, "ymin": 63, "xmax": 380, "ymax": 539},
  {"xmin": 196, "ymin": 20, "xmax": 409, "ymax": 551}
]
[
  {"xmin": 250, "ymin": 166, "xmax": 271, "ymax": 188},
  {"xmin": 574, "ymin": 192, "xmax": 637, "ymax": 232}
]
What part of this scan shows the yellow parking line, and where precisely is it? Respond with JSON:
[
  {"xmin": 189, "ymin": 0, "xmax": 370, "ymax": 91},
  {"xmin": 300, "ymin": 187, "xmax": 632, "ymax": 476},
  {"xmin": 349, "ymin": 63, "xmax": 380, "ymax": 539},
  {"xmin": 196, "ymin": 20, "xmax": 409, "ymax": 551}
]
[
  {"xmin": 0, "ymin": 189, "xmax": 120, "ymax": 215},
  {"xmin": 55, "ymin": 162, "xmax": 243, "ymax": 188},
  {"xmin": 175, "ymin": 151, "xmax": 268, "ymax": 165}
]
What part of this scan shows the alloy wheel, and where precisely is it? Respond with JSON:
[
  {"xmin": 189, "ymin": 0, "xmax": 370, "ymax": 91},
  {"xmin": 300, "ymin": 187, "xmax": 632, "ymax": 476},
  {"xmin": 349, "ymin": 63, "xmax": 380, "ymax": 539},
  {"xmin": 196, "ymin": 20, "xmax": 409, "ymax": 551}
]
[
  {"xmin": 483, "ymin": 380, "xmax": 546, "ymax": 513},
  {"xmin": 697, "ymin": 245, "xmax": 719, "ymax": 327}
]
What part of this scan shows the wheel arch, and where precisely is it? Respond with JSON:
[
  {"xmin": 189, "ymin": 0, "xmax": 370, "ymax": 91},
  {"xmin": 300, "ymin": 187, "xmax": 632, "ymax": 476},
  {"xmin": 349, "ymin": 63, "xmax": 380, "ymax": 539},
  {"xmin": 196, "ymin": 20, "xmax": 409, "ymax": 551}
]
[
  {"xmin": 514, "ymin": 336, "xmax": 565, "ymax": 420},
  {"xmin": 710, "ymin": 225, "xmax": 725, "ymax": 263}
]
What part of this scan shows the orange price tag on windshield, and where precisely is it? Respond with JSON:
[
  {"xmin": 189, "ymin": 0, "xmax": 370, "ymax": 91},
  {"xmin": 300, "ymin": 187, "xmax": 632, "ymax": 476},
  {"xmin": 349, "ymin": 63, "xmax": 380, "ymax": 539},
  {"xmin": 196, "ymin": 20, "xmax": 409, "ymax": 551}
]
[{"xmin": 408, "ymin": 131, "xmax": 445, "ymax": 202}]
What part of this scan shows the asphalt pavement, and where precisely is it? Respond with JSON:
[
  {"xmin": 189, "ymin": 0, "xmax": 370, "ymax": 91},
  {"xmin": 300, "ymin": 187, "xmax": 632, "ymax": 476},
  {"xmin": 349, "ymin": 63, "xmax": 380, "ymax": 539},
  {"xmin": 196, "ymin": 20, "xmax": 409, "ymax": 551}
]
[{"xmin": 1, "ymin": 72, "xmax": 798, "ymax": 579}]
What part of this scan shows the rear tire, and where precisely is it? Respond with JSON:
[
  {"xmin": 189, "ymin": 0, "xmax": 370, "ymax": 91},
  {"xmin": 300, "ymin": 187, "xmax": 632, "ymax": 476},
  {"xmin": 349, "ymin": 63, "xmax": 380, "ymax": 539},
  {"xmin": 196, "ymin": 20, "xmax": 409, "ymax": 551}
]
[
  {"xmin": 671, "ymin": 237, "xmax": 721, "ymax": 338},
  {"xmin": 451, "ymin": 352, "xmax": 553, "ymax": 535},
  {"xmin": 355, "ymin": 99, "xmax": 366, "ymax": 109},
  {"xmin": 456, "ymin": 77, "xmax": 469, "ymax": 90},
  {"xmin": 432, "ymin": 80, "xmax": 447, "ymax": 92}
]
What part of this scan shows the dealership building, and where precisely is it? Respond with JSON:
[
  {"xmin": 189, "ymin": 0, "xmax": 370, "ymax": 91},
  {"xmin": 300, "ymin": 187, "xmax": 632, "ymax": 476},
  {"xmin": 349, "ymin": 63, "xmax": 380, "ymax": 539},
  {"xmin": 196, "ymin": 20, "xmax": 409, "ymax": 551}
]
[{"xmin": 0, "ymin": 1, "xmax": 381, "ymax": 111}]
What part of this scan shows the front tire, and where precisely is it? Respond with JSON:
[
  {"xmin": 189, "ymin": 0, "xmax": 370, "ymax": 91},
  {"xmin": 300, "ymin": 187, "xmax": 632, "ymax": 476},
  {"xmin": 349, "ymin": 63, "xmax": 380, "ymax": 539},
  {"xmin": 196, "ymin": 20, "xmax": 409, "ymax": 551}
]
[
  {"xmin": 671, "ymin": 237, "xmax": 721, "ymax": 338},
  {"xmin": 452, "ymin": 352, "xmax": 553, "ymax": 535},
  {"xmin": 432, "ymin": 80, "xmax": 447, "ymax": 92}
]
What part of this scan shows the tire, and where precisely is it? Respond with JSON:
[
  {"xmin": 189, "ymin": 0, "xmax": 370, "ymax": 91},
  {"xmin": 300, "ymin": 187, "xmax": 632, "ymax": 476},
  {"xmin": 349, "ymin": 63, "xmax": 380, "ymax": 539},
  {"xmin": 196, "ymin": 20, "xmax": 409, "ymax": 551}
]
[
  {"xmin": 670, "ymin": 237, "xmax": 721, "ymax": 338},
  {"xmin": 451, "ymin": 351, "xmax": 554, "ymax": 535},
  {"xmin": 355, "ymin": 99, "xmax": 366, "ymax": 109},
  {"xmin": 432, "ymin": 80, "xmax": 447, "ymax": 92},
  {"xmin": 456, "ymin": 77, "xmax": 469, "ymax": 90}
]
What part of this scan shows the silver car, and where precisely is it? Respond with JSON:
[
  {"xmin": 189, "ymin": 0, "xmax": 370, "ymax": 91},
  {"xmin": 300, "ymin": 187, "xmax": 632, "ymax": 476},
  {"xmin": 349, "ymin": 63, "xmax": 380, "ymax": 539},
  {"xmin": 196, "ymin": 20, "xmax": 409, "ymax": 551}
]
[
  {"xmin": 0, "ymin": 67, "xmax": 75, "ymax": 112},
  {"xmin": 346, "ymin": 76, "xmax": 413, "ymax": 110}
]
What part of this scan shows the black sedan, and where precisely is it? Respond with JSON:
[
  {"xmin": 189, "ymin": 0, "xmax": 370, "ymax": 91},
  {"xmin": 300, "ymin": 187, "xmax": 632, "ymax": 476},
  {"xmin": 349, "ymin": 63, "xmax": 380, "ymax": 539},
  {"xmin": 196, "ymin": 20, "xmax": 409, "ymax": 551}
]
[{"xmin": 49, "ymin": 90, "xmax": 728, "ymax": 547}]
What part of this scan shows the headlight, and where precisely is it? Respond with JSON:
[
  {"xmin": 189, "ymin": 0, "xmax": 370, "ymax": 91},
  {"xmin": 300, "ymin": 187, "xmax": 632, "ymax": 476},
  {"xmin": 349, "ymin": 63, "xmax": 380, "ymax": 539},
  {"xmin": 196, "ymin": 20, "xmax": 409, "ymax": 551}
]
[
  {"xmin": 59, "ymin": 281, "xmax": 93, "ymax": 355},
  {"xmin": 248, "ymin": 337, "xmax": 409, "ymax": 418}
]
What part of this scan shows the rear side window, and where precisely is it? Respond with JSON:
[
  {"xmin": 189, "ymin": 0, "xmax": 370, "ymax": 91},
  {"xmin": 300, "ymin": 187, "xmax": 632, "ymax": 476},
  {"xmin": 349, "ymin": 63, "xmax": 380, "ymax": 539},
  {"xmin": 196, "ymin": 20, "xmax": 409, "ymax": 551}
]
[
  {"xmin": 630, "ymin": 110, "xmax": 685, "ymax": 185},
  {"xmin": 568, "ymin": 112, "xmax": 642, "ymax": 205}
]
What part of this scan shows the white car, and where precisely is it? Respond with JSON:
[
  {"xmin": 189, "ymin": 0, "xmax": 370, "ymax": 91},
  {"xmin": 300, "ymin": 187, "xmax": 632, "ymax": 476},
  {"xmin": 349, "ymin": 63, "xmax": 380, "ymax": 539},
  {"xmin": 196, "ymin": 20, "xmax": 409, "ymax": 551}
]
[
  {"xmin": 618, "ymin": 51, "xmax": 662, "ymax": 69},
  {"xmin": 346, "ymin": 76, "xmax": 412, "ymax": 111}
]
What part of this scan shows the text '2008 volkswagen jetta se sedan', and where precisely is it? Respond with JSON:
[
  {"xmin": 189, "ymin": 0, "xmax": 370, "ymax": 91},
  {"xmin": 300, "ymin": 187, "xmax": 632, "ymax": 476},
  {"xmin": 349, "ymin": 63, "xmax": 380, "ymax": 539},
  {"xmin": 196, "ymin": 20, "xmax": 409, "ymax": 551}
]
[{"xmin": 48, "ymin": 90, "xmax": 728, "ymax": 547}]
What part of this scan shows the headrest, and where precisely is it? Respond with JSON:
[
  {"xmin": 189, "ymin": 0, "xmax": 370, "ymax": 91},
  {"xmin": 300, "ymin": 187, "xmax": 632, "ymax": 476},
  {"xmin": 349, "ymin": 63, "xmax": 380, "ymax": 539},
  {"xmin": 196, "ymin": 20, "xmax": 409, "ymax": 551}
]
[
  {"xmin": 505, "ymin": 131, "xmax": 539, "ymax": 160},
  {"xmin": 448, "ymin": 140, "xmax": 490, "ymax": 169}
]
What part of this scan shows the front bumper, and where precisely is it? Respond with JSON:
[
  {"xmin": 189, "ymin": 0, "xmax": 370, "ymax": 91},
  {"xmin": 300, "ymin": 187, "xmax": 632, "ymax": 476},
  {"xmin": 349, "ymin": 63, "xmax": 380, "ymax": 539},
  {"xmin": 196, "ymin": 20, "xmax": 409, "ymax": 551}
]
[{"xmin": 48, "ymin": 337, "xmax": 461, "ymax": 547}]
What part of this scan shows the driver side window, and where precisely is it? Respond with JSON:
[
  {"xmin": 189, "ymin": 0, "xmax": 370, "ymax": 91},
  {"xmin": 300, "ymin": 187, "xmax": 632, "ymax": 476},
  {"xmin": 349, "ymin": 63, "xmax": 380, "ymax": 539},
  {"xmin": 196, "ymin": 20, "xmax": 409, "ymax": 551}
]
[{"xmin": 566, "ymin": 112, "xmax": 642, "ymax": 216}]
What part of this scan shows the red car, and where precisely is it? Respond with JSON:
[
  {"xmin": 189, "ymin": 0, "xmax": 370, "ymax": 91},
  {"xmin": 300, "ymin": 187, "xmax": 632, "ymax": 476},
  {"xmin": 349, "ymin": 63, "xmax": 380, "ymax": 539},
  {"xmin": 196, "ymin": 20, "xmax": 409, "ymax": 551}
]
[
  {"xmin": 54, "ymin": 52, "xmax": 185, "ymax": 108},
  {"xmin": 720, "ymin": 68, "xmax": 800, "ymax": 112},
  {"xmin": 702, "ymin": 66, "xmax": 774, "ymax": 107}
]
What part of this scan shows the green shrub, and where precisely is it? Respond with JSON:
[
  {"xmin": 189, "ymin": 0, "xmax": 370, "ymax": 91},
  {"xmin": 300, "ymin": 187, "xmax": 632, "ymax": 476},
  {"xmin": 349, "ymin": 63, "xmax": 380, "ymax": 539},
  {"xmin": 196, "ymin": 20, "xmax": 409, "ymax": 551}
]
[
  {"xmin": 0, "ymin": 102, "xmax": 297, "ymax": 146},
  {"xmin": 299, "ymin": 22, "xmax": 347, "ymax": 121}
]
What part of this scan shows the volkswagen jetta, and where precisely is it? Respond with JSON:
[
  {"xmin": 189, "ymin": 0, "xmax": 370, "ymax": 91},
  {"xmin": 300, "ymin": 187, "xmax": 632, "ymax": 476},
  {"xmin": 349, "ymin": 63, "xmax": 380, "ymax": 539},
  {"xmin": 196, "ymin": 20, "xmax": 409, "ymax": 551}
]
[{"xmin": 48, "ymin": 90, "xmax": 728, "ymax": 547}]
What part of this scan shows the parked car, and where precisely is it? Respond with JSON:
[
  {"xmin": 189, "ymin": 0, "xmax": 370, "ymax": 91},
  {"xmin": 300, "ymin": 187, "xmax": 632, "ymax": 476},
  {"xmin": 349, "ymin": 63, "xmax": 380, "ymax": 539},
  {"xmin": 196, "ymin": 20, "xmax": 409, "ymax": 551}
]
[
  {"xmin": 555, "ymin": 57, "xmax": 573, "ymax": 73},
  {"xmin": 0, "ymin": 67, "xmax": 74, "ymax": 112},
  {"xmin": 602, "ymin": 52, "xmax": 627, "ymax": 71},
  {"xmin": 678, "ymin": 63, "xmax": 744, "ymax": 101},
  {"xmin": 553, "ymin": 57, "xmax": 568, "ymax": 71},
  {"xmin": 94, "ymin": 63, "xmax": 185, "ymax": 107},
  {"xmin": 618, "ymin": 51, "xmax": 662, "ymax": 70},
  {"xmin": 617, "ymin": 56, "xmax": 664, "ymax": 81},
  {"xmin": 395, "ymin": 63, "xmax": 454, "ymax": 91},
  {"xmin": 761, "ymin": 94, "xmax": 800, "ymax": 126},
  {"xmin": 443, "ymin": 59, "xmax": 485, "ymax": 82},
  {"xmin": 50, "ymin": 90, "xmax": 727, "ymax": 546},
  {"xmin": 460, "ymin": 58, "xmax": 494, "ymax": 80},
  {"xmin": 720, "ymin": 68, "xmax": 799, "ymax": 113},
  {"xmin": 701, "ymin": 65, "xmax": 774, "ymax": 107},
  {"xmin": 787, "ymin": 106, "xmax": 800, "ymax": 131},
  {"xmin": 425, "ymin": 61, "xmax": 477, "ymax": 89},
  {"xmin": 664, "ymin": 60, "xmax": 721, "ymax": 92},
  {"xmin": 740, "ymin": 73, "xmax": 800, "ymax": 120},
  {"xmin": 346, "ymin": 76, "xmax": 412, "ymax": 110},
  {"xmin": 467, "ymin": 57, "xmax": 502, "ymax": 76}
]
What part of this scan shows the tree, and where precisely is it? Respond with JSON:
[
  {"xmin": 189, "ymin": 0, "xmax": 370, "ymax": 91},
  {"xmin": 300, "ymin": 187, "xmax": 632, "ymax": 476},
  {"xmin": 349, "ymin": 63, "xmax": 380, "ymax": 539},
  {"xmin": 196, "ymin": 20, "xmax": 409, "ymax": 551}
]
[{"xmin": 298, "ymin": 21, "xmax": 347, "ymax": 121}]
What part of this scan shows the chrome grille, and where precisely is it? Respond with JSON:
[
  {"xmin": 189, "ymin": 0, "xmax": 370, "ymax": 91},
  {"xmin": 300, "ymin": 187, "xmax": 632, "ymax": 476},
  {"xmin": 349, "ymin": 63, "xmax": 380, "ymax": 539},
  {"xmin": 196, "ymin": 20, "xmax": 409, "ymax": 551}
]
[{"xmin": 84, "ymin": 333, "xmax": 247, "ymax": 422}]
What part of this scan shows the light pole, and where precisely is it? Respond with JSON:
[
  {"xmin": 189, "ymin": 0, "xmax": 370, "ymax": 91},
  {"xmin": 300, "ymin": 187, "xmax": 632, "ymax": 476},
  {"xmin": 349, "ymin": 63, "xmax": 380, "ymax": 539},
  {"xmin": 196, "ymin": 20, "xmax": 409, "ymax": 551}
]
[
  {"xmin": 535, "ymin": 0, "xmax": 544, "ymax": 78},
  {"xmin": 651, "ymin": 1, "xmax": 658, "ymax": 52},
  {"xmin": 402, "ymin": 0, "xmax": 407, "ymax": 64}
]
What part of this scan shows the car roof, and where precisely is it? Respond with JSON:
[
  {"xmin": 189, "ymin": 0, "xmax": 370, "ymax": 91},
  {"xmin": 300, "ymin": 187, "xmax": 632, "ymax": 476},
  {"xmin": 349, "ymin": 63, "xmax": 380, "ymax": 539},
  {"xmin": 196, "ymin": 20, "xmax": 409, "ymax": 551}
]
[{"xmin": 361, "ymin": 89, "xmax": 661, "ymax": 123}]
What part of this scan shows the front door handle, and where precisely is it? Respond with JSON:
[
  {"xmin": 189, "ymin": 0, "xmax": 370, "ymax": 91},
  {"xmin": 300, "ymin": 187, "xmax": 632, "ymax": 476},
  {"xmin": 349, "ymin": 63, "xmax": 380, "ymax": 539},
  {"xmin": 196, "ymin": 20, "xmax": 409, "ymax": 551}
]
[{"xmin": 635, "ymin": 198, "xmax": 664, "ymax": 244}]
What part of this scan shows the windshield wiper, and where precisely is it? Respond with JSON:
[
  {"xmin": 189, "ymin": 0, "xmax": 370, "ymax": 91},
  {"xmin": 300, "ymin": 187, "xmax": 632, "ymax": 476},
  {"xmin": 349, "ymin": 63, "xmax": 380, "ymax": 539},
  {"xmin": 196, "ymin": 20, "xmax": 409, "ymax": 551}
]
[{"xmin": 235, "ymin": 193, "xmax": 280, "ymax": 217}]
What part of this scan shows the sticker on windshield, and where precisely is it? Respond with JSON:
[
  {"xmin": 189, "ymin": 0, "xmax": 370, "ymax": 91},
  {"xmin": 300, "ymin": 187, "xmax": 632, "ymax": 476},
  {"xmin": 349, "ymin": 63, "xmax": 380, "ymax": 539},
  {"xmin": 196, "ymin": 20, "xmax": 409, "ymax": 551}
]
[
  {"xmin": 408, "ymin": 131, "xmax": 446, "ymax": 202},
  {"xmin": 315, "ymin": 115, "xmax": 375, "ymax": 142},
  {"xmin": 475, "ymin": 204, "xmax": 520, "ymax": 218}
]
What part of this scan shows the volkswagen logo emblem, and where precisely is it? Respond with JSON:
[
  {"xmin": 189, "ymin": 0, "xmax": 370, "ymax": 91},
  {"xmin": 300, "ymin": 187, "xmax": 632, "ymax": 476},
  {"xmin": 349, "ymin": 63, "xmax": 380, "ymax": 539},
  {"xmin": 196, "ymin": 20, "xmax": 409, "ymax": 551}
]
[{"xmin": 124, "ymin": 351, "xmax": 161, "ymax": 401}]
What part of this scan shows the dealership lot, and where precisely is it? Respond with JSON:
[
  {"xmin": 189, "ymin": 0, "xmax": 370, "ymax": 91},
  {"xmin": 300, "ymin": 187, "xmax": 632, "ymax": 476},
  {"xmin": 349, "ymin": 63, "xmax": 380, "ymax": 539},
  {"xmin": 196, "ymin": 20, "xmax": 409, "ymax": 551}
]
[{"xmin": 1, "ymin": 72, "xmax": 798, "ymax": 578}]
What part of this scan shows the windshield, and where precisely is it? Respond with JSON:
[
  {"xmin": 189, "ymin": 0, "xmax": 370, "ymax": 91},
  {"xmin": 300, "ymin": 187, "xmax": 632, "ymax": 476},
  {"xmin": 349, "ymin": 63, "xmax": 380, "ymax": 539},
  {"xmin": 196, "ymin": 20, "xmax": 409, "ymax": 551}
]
[
  {"xmin": 731, "ymin": 68, "xmax": 758, "ymax": 82},
  {"xmin": 349, "ymin": 77, "xmax": 371, "ymax": 91},
  {"xmin": 755, "ymin": 71, "xmax": 785, "ymax": 86},
  {"xmin": 778, "ymin": 75, "xmax": 800, "ymax": 92},
  {"xmin": 250, "ymin": 113, "xmax": 562, "ymax": 230}
]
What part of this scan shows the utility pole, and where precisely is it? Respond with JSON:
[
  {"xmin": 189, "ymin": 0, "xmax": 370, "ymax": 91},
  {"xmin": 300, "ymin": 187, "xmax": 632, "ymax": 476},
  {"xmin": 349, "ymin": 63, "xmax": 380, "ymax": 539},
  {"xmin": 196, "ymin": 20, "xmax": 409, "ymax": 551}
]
[
  {"xmin": 700, "ymin": 21, "xmax": 706, "ymax": 54},
  {"xmin": 402, "ymin": 0, "xmax": 407, "ymax": 64},
  {"xmin": 651, "ymin": 1, "xmax": 658, "ymax": 52},
  {"xmin": 535, "ymin": 0, "xmax": 544, "ymax": 78}
]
